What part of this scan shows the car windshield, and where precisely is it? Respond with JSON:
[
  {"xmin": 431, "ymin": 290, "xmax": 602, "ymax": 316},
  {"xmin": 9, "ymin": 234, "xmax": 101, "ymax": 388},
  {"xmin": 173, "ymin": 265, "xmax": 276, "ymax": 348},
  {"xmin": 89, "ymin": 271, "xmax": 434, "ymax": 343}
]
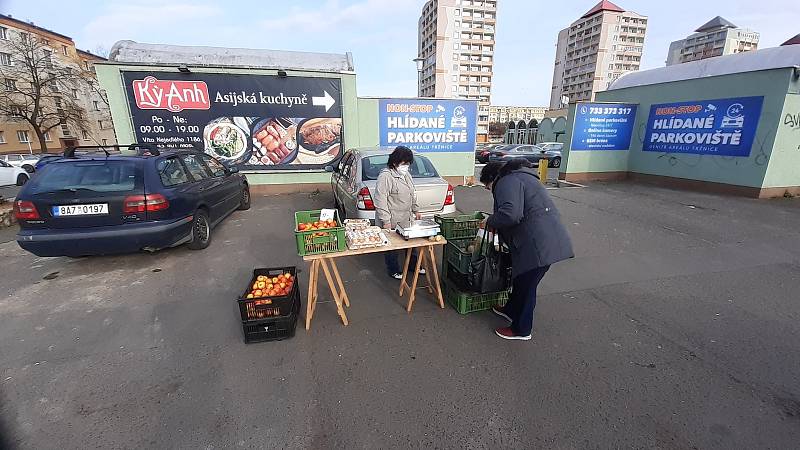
[
  {"xmin": 27, "ymin": 160, "xmax": 143, "ymax": 194},
  {"xmin": 362, "ymin": 155, "xmax": 439, "ymax": 181}
]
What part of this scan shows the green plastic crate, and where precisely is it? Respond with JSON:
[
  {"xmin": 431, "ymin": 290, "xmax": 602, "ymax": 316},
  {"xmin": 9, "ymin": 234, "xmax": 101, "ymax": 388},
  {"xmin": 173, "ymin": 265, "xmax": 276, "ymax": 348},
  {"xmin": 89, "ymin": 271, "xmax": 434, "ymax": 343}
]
[
  {"xmin": 442, "ymin": 277, "xmax": 509, "ymax": 315},
  {"xmin": 445, "ymin": 238, "xmax": 475, "ymax": 274},
  {"xmin": 434, "ymin": 212, "xmax": 485, "ymax": 240},
  {"xmin": 294, "ymin": 210, "xmax": 346, "ymax": 256}
]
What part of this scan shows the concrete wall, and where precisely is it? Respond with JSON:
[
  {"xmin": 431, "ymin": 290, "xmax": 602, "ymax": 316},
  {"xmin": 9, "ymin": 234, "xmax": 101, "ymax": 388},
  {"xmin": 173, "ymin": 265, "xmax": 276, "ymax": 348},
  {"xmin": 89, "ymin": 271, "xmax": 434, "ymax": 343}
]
[
  {"xmin": 537, "ymin": 117, "xmax": 567, "ymax": 143},
  {"xmin": 560, "ymin": 68, "xmax": 797, "ymax": 193},
  {"xmin": 763, "ymin": 93, "xmax": 800, "ymax": 189}
]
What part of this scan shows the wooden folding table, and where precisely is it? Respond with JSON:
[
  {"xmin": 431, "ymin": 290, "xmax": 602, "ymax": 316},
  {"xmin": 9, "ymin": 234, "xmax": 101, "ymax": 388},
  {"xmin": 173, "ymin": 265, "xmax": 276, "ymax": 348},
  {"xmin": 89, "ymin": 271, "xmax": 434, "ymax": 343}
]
[{"xmin": 302, "ymin": 233, "xmax": 447, "ymax": 330}]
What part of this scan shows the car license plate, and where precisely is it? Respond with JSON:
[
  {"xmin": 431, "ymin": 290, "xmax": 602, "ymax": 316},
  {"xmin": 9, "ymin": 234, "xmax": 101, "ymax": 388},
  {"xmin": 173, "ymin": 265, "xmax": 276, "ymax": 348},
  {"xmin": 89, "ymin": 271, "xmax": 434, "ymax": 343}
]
[{"xmin": 52, "ymin": 204, "xmax": 109, "ymax": 216}]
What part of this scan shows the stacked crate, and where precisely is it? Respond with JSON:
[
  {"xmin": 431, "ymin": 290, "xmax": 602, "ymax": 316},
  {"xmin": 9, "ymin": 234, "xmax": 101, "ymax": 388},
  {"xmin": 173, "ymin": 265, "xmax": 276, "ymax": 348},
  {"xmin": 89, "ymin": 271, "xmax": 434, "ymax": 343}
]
[
  {"xmin": 237, "ymin": 267, "xmax": 301, "ymax": 344},
  {"xmin": 434, "ymin": 213, "xmax": 510, "ymax": 314}
]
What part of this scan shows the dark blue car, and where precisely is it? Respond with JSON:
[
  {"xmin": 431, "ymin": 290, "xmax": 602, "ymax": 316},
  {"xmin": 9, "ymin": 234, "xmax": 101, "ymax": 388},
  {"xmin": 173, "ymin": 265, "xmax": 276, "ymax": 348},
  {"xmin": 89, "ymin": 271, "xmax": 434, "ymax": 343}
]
[{"xmin": 14, "ymin": 146, "xmax": 250, "ymax": 257}]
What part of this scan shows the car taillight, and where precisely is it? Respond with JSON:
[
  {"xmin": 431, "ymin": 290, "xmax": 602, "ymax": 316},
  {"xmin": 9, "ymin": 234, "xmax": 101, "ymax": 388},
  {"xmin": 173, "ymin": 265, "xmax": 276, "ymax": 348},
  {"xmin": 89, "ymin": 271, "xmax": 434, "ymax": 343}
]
[
  {"xmin": 13, "ymin": 200, "xmax": 40, "ymax": 220},
  {"xmin": 123, "ymin": 194, "xmax": 170, "ymax": 214},
  {"xmin": 480, "ymin": 151, "xmax": 489, "ymax": 156},
  {"xmin": 444, "ymin": 184, "xmax": 455, "ymax": 206},
  {"xmin": 357, "ymin": 187, "xmax": 375, "ymax": 210}
]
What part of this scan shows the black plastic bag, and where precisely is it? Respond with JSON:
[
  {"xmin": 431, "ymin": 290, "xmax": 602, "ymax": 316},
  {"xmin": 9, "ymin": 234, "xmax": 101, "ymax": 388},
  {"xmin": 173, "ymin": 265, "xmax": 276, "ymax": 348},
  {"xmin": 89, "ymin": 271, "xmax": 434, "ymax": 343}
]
[{"xmin": 469, "ymin": 230, "xmax": 511, "ymax": 293}]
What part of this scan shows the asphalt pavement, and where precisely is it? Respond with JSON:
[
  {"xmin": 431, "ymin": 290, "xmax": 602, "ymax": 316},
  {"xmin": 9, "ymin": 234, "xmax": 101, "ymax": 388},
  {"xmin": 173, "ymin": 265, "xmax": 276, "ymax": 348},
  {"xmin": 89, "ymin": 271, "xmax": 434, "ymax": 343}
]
[
  {"xmin": 1, "ymin": 182, "xmax": 800, "ymax": 448},
  {"xmin": 0, "ymin": 184, "xmax": 21, "ymax": 201}
]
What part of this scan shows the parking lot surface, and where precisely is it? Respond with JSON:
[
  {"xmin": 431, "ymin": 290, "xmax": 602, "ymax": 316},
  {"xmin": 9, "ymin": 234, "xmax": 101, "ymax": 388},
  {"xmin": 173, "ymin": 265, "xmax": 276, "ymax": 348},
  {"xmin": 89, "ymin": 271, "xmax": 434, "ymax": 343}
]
[{"xmin": 2, "ymin": 182, "xmax": 800, "ymax": 449}]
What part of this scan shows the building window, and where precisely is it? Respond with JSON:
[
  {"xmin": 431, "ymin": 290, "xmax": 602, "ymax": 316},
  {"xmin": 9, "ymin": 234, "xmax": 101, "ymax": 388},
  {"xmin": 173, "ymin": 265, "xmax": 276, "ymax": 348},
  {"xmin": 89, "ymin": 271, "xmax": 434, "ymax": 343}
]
[
  {"xmin": 453, "ymin": 31, "xmax": 459, "ymax": 38},
  {"xmin": 11, "ymin": 106, "xmax": 23, "ymax": 117},
  {"xmin": 43, "ymin": 50, "xmax": 53, "ymax": 69},
  {"xmin": 93, "ymin": 101, "xmax": 100, "ymax": 111},
  {"xmin": 72, "ymin": 89, "xmax": 79, "ymax": 99},
  {"xmin": 453, "ymin": 43, "xmax": 459, "ymax": 50},
  {"xmin": 454, "ymin": 9, "xmax": 460, "ymax": 15},
  {"xmin": 43, "ymin": 131, "xmax": 52, "ymax": 142},
  {"xmin": 451, "ymin": 74, "xmax": 458, "ymax": 82},
  {"xmin": 0, "ymin": 52, "xmax": 11, "ymax": 66},
  {"xmin": 0, "ymin": 27, "xmax": 7, "ymax": 40},
  {"xmin": 82, "ymin": 130, "xmax": 90, "ymax": 140},
  {"xmin": 102, "ymin": 139, "xmax": 108, "ymax": 145},
  {"xmin": 83, "ymin": 60, "xmax": 90, "ymax": 70},
  {"xmin": 62, "ymin": 45, "xmax": 68, "ymax": 56},
  {"xmin": 4, "ymin": 78, "xmax": 15, "ymax": 91},
  {"xmin": 0, "ymin": 131, "xmax": 5, "ymax": 143},
  {"xmin": 20, "ymin": 32, "xmax": 29, "ymax": 44},
  {"xmin": 17, "ymin": 130, "xmax": 30, "ymax": 143},
  {"xmin": 97, "ymin": 120, "xmax": 103, "ymax": 129},
  {"xmin": 61, "ymin": 124, "xmax": 71, "ymax": 136}
]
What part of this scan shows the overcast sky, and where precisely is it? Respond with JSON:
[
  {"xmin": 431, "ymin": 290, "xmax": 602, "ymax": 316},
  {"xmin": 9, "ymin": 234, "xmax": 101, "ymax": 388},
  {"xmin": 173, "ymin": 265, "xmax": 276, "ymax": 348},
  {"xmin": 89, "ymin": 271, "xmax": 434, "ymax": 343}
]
[{"xmin": 2, "ymin": 0, "xmax": 797, "ymax": 106}]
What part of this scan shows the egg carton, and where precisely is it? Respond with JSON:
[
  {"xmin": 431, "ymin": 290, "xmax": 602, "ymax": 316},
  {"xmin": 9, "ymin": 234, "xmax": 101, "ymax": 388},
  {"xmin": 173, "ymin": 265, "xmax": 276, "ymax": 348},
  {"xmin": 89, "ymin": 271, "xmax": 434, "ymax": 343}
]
[
  {"xmin": 346, "ymin": 228, "xmax": 390, "ymax": 250},
  {"xmin": 343, "ymin": 219, "xmax": 372, "ymax": 231}
]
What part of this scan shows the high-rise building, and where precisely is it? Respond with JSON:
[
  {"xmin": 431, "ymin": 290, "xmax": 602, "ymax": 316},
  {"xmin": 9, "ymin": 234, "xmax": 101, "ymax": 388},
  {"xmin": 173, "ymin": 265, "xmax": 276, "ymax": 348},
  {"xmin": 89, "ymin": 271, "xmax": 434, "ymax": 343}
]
[
  {"xmin": 488, "ymin": 105, "xmax": 547, "ymax": 124},
  {"xmin": 549, "ymin": 1, "xmax": 647, "ymax": 110},
  {"xmin": 666, "ymin": 17, "xmax": 759, "ymax": 66},
  {"xmin": 418, "ymin": 0, "xmax": 497, "ymax": 142},
  {"xmin": 0, "ymin": 14, "xmax": 116, "ymax": 154}
]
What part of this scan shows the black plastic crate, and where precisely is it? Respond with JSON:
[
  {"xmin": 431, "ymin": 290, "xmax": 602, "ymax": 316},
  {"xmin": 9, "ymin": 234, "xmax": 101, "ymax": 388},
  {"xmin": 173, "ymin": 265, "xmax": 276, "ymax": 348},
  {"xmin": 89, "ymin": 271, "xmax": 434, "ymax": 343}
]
[
  {"xmin": 238, "ymin": 267, "xmax": 299, "ymax": 322},
  {"xmin": 242, "ymin": 295, "xmax": 300, "ymax": 344},
  {"xmin": 445, "ymin": 261, "xmax": 474, "ymax": 292}
]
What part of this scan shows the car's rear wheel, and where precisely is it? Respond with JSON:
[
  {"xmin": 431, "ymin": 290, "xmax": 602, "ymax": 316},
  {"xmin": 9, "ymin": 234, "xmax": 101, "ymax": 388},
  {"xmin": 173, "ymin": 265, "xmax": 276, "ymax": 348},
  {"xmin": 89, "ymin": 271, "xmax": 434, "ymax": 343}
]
[
  {"xmin": 188, "ymin": 210, "xmax": 211, "ymax": 250},
  {"xmin": 551, "ymin": 157, "xmax": 561, "ymax": 168},
  {"xmin": 238, "ymin": 185, "xmax": 251, "ymax": 210},
  {"xmin": 16, "ymin": 173, "xmax": 28, "ymax": 186}
]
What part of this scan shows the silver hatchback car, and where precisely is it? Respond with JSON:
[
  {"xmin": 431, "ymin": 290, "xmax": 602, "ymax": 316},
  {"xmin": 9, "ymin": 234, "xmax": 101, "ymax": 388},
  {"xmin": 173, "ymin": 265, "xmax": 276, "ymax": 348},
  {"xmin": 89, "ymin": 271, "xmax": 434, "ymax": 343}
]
[{"xmin": 328, "ymin": 147, "xmax": 457, "ymax": 222}]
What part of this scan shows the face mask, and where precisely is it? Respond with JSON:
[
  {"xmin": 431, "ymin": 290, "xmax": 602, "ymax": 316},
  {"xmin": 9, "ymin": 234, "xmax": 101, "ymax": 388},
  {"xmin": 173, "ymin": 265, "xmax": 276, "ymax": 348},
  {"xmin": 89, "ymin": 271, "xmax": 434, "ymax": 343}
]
[{"xmin": 397, "ymin": 165, "xmax": 410, "ymax": 174}]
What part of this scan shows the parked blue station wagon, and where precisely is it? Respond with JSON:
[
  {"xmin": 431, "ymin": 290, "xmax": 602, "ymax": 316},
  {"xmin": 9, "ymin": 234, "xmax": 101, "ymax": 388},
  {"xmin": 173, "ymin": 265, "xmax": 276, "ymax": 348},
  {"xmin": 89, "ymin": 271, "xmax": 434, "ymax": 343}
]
[{"xmin": 14, "ymin": 145, "xmax": 250, "ymax": 257}]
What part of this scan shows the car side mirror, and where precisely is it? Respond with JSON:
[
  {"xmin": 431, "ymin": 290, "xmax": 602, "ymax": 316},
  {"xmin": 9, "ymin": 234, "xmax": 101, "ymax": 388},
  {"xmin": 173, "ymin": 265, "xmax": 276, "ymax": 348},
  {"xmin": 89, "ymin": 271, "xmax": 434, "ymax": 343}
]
[
  {"xmin": 228, "ymin": 167, "xmax": 239, "ymax": 174},
  {"xmin": 324, "ymin": 165, "xmax": 336, "ymax": 173}
]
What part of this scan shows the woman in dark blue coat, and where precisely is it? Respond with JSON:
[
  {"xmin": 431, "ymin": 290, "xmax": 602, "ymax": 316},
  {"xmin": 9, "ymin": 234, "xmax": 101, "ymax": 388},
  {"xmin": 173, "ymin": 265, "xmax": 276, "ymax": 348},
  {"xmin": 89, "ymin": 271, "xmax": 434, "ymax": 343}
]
[{"xmin": 481, "ymin": 159, "xmax": 574, "ymax": 341}]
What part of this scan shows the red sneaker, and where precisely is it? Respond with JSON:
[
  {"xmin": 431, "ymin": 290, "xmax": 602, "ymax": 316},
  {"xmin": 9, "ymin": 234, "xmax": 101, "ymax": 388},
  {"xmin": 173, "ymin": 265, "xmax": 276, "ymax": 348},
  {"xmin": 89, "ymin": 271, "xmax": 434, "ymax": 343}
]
[{"xmin": 495, "ymin": 327, "xmax": 531, "ymax": 341}]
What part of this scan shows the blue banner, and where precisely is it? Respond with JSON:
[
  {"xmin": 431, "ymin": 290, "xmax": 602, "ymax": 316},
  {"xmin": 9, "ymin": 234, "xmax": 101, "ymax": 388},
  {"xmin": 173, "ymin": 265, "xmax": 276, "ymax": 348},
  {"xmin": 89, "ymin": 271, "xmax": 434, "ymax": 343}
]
[
  {"xmin": 378, "ymin": 99, "xmax": 477, "ymax": 152},
  {"xmin": 571, "ymin": 103, "xmax": 638, "ymax": 150},
  {"xmin": 643, "ymin": 96, "xmax": 764, "ymax": 156}
]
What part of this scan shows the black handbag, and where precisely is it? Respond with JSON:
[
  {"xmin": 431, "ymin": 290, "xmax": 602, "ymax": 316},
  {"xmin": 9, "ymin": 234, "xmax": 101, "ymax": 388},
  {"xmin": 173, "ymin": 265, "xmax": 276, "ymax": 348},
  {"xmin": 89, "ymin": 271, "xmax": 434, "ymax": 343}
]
[{"xmin": 469, "ymin": 229, "xmax": 511, "ymax": 293}]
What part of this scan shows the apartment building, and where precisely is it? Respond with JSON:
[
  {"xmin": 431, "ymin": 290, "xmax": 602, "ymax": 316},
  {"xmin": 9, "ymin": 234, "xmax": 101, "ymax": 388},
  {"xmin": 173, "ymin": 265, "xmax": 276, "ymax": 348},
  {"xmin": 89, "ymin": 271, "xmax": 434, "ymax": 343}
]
[
  {"xmin": 549, "ymin": 1, "xmax": 647, "ymax": 110},
  {"xmin": 0, "ymin": 14, "xmax": 116, "ymax": 154},
  {"xmin": 488, "ymin": 105, "xmax": 547, "ymax": 124},
  {"xmin": 418, "ymin": 0, "xmax": 497, "ymax": 142},
  {"xmin": 666, "ymin": 17, "xmax": 759, "ymax": 66}
]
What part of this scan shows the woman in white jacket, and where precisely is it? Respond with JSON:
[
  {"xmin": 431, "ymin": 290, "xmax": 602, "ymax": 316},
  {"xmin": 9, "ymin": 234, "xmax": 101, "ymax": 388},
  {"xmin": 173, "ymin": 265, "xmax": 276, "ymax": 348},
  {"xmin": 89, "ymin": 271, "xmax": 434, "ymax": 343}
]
[{"xmin": 374, "ymin": 146, "xmax": 422, "ymax": 279}]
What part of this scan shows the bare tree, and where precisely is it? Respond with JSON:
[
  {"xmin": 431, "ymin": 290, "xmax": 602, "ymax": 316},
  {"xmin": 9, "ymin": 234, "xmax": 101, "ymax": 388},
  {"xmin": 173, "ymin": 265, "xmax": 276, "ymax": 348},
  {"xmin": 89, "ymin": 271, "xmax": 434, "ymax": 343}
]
[
  {"xmin": 488, "ymin": 121, "xmax": 508, "ymax": 137},
  {"xmin": 0, "ymin": 32, "xmax": 90, "ymax": 152}
]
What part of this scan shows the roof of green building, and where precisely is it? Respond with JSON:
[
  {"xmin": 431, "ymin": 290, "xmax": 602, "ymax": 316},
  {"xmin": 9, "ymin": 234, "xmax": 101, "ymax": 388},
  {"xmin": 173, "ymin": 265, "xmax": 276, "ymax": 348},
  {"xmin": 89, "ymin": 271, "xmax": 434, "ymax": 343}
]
[{"xmin": 609, "ymin": 45, "xmax": 800, "ymax": 90}]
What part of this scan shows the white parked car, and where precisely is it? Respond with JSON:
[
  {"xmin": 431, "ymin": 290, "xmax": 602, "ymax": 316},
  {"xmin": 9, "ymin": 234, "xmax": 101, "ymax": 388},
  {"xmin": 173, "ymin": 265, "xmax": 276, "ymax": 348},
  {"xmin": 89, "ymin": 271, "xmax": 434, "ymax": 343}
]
[
  {"xmin": 0, "ymin": 160, "xmax": 30, "ymax": 186},
  {"xmin": 0, "ymin": 154, "xmax": 39, "ymax": 173},
  {"xmin": 328, "ymin": 148, "xmax": 457, "ymax": 223}
]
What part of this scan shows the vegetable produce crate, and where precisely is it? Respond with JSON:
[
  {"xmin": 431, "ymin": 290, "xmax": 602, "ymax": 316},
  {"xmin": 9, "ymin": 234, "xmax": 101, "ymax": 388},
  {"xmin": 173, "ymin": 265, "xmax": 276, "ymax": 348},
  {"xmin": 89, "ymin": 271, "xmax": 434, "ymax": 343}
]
[
  {"xmin": 442, "ymin": 274, "xmax": 509, "ymax": 315},
  {"xmin": 294, "ymin": 209, "xmax": 346, "ymax": 256},
  {"xmin": 242, "ymin": 295, "xmax": 300, "ymax": 343},
  {"xmin": 444, "ymin": 238, "xmax": 474, "ymax": 274},
  {"xmin": 238, "ymin": 267, "xmax": 300, "ymax": 322},
  {"xmin": 434, "ymin": 212, "xmax": 484, "ymax": 240}
]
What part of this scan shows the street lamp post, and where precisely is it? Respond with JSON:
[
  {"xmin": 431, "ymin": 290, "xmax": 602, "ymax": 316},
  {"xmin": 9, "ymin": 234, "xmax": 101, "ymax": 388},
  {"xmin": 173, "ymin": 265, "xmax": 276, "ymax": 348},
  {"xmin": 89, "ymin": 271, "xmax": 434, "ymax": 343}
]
[{"xmin": 413, "ymin": 57, "xmax": 424, "ymax": 97}]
